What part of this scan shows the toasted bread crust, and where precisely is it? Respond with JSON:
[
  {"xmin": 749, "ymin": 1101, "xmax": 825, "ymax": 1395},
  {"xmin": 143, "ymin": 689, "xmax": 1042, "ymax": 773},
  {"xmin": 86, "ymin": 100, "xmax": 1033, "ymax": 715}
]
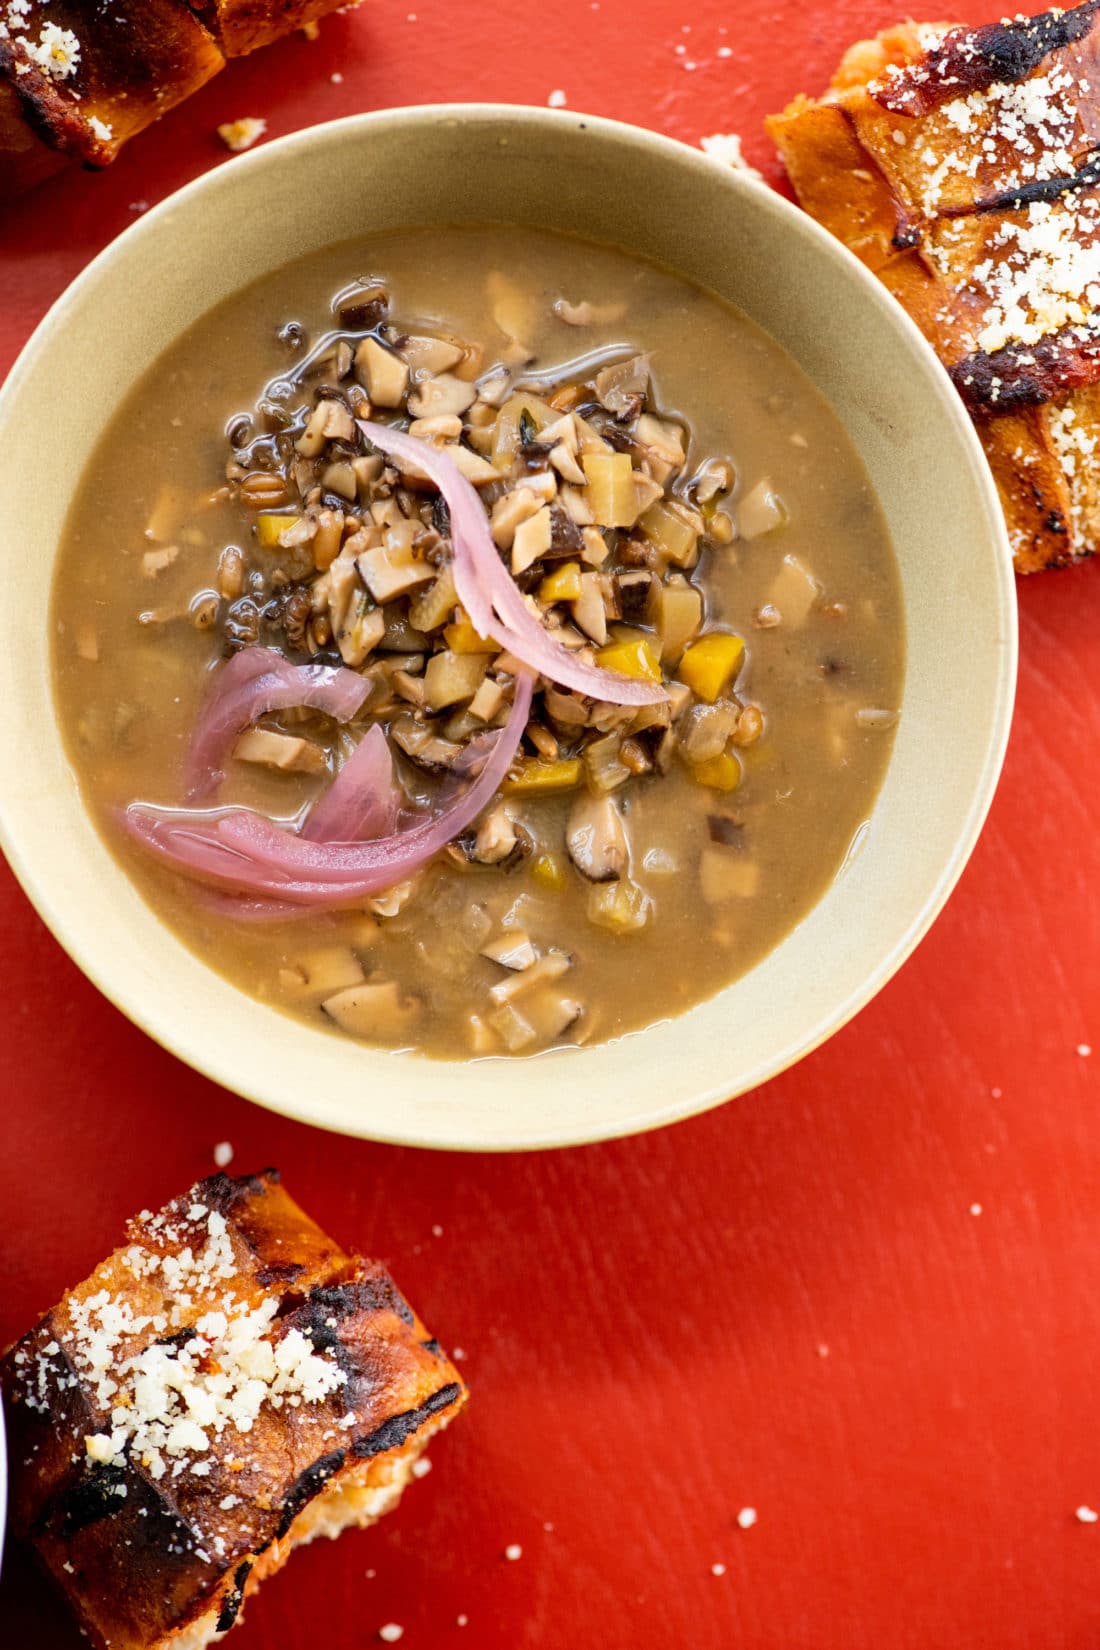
[
  {"xmin": 767, "ymin": 4, "xmax": 1100, "ymax": 571},
  {"xmin": 1, "ymin": 1171, "xmax": 466, "ymax": 1650}
]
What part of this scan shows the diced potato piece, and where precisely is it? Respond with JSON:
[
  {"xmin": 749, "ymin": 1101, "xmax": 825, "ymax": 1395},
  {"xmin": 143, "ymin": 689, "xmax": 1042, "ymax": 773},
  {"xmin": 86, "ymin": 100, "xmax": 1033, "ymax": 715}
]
[
  {"xmin": 764, "ymin": 553, "xmax": 822, "ymax": 626},
  {"xmin": 639, "ymin": 499, "xmax": 700, "ymax": 567},
  {"xmin": 467, "ymin": 1013, "xmax": 496, "ymax": 1055},
  {"xmin": 531, "ymin": 852, "xmax": 568, "ymax": 892},
  {"xmin": 539, "ymin": 561, "xmax": 583, "ymax": 604},
  {"xmin": 491, "ymin": 393, "xmax": 557, "ymax": 469},
  {"xmin": 423, "ymin": 650, "xmax": 488, "ymax": 710},
  {"xmin": 690, "ymin": 752, "xmax": 742, "ymax": 792},
  {"xmin": 255, "ymin": 513, "xmax": 301, "ymax": 550},
  {"xmin": 322, "ymin": 978, "xmax": 422, "ymax": 1040},
  {"xmin": 336, "ymin": 594, "xmax": 387, "ymax": 669},
  {"xmin": 648, "ymin": 574, "xmax": 702, "ymax": 662},
  {"xmin": 700, "ymin": 845, "xmax": 760, "ymax": 901},
  {"xmin": 678, "ymin": 633, "xmax": 745, "ymax": 702},
  {"xmin": 75, "ymin": 622, "xmax": 99, "ymax": 663},
  {"xmin": 408, "ymin": 567, "xmax": 457, "ymax": 633},
  {"xmin": 512, "ymin": 506, "xmax": 553, "ymax": 574},
  {"xmin": 583, "ymin": 733, "xmax": 631, "ymax": 794},
  {"xmin": 586, "ymin": 879, "xmax": 652, "ymax": 933},
  {"xmin": 738, "ymin": 478, "xmax": 787, "ymax": 540},
  {"xmin": 357, "ymin": 542, "xmax": 435, "ymax": 602},
  {"xmin": 444, "ymin": 617, "xmax": 496, "ymax": 654},
  {"xmin": 233, "ymin": 728, "xmax": 327, "ymax": 776},
  {"xmin": 303, "ymin": 946, "xmax": 366, "ymax": 995},
  {"xmin": 504, "ymin": 758, "xmax": 583, "ymax": 795},
  {"xmin": 582, "ymin": 453, "xmax": 637, "ymax": 528},
  {"xmin": 488, "ymin": 270, "xmax": 541, "ymax": 353},
  {"xmin": 355, "ymin": 336, "xmax": 409, "ymax": 407},
  {"xmin": 468, "ymin": 676, "xmax": 506, "ymax": 723},
  {"xmin": 595, "ymin": 637, "xmax": 662, "ymax": 683},
  {"xmin": 141, "ymin": 545, "xmax": 179, "ymax": 578},
  {"xmin": 322, "ymin": 460, "xmax": 358, "ymax": 501}
]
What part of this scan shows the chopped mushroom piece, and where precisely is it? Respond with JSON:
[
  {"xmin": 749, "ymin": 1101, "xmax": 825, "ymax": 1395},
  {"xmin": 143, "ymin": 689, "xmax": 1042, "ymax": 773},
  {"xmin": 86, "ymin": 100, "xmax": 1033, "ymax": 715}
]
[
  {"xmin": 512, "ymin": 506, "xmax": 553, "ymax": 574},
  {"xmin": 302, "ymin": 946, "xmax": 366, "ymax": 995},
  {"xmin": 355, "ymin": 337, "xmax": 409, "ymax": 408},
  {"xmin": 141, "ymin": 545, "xmax": 179, "ymax": 578},
  {"xmin": 764, "ymin": 554, "xmax": 821, "ymax": 626},
  {"xmin": 595, "ymin": 354, "xmax": 651, "ymax": 418},
  {"xmin": 700, "ymin": 845, "xmax": 760, "ymax": 902},
  {"xmin": 322, "ymin": 979, "xmax": 422, "ymax": 1040},
  {"xmin": 401, "ymin": 334, "xmax": 467, "ymax": 375},
  {"xmin": 553, "ymin": 297, "xmax": 628, "ymax": 326},
  {"xmin": 481, "ymin": 930, "xmax": 538, "ymax": 970},
  {"xmin": 233, "ymin": 727, "xmax": 328, "ymax": 775},
  {"xmin": 471, "ymin": 805, "xmax": 519, "ymax": 865},
  {"xmin": 566, "ymin": 793, "xmax": 629, "ymax": 882},
  {"xmin": 489, "ymin": 949, "xmax": 572, "ymax": 1006},
  {"xmin": 407, "ymin": 373, "xmax": 477, "ymax": 420}
]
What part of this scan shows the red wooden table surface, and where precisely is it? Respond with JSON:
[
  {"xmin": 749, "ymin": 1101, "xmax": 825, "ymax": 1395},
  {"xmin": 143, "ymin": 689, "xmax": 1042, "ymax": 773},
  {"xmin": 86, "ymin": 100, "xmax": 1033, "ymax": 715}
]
[{"xmin": 2, "ymin": 3, "xmax": 1099, "ymax": 1646}]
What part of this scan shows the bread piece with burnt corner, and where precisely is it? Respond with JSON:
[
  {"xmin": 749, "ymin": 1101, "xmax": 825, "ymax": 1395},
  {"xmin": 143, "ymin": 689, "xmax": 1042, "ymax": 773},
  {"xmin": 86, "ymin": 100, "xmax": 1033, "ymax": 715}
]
[
  {"xmin": 768, "ymin": 4, "xmax": 1100, "ymax": 571},
  {"xmin": 0, "ymin": 1169, "xmax": 467, "ymax": 1650}
]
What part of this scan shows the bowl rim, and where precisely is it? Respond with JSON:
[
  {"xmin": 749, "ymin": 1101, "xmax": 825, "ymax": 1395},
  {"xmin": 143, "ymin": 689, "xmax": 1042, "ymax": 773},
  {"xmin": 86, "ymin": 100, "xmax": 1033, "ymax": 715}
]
[{"xmin": 0, "ymin": 103, "xmax": 1017, "ymax": 1150}]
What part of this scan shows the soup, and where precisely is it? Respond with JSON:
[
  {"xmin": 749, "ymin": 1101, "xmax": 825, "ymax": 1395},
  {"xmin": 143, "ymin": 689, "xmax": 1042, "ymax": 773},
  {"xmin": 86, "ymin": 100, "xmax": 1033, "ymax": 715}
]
[{"xmin": 51, "ymin": 225, "xmax": 904, "ymax": 1059}]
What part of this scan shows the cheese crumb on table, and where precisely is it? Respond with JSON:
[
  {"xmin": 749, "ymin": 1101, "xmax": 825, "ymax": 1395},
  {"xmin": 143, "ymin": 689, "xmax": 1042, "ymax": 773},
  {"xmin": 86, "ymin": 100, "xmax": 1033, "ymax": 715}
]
[
  {"xmin": 379, "ymin": 1626, "xmax": 404, "ymax": 1643},
  {"xmin": 1078, "ymin": 1043, "xmax": 1092, "ymax": 1057},
  {"xmin": 711, "ymin": 1562, "xmax": 727, "ymax": 1576},
  {"xmin": 213, "ymin": 1140, "xmax": 234, "ymax": 1168},
  {"xmin": 217, "ymin": 118, "xmax": 267, "ymax": 153},
  {"xmin": 547, "ymin": 89, "xmax": 567, "ymax": 108},
  {"xmin": 737, "ymin": 1507, "xmax": 757, "ymax": 1529},
  {"xmin": 1076, "ymin": 1505, "xmax": 1099, "ymax": 1523},
  {"xmin": 504, "ymin": 1543, "xmax": 523, "ymax": 1560},
  {"xmin": 700, "ymin": 133, "xmax": 765, "ymax": 183},
  {"xmin": 411, "ymin": 1456, "xmax": 432, "ymax": 1479}
]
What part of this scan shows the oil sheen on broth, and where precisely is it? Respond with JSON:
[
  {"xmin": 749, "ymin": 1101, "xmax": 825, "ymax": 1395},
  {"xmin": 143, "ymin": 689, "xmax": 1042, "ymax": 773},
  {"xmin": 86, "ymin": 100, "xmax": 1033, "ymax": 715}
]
[{"xmin": 51, "ymin": 226, "xmax": 904, "ymax": 1059}]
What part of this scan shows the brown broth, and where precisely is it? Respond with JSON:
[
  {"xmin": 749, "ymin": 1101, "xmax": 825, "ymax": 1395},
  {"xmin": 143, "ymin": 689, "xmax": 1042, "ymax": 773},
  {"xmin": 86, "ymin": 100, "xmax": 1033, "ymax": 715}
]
[{"xmin": 51, "ymin": 225, "xmax": 904, "ymax": 1059}]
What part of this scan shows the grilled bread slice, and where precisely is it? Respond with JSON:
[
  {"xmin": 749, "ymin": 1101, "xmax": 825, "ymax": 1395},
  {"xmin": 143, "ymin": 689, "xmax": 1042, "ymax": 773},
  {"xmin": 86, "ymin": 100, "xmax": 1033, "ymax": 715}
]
[
  {"xmin": 0, "ymin": 0, "xmax": 359, "ymax": 196},
  {"xmin": 0, "ymin": 1170, "xmax": 467, "ymax": 1650},
  {"xmin": 767, "ymin": 4, "xmax": 1100, "ymax": 571}
]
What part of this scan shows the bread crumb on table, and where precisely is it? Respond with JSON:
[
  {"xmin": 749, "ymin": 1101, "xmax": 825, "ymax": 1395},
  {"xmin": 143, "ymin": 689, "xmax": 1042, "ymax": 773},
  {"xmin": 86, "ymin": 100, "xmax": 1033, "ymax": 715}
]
[{"xmin": 217, "ymin": 117, "xmax": 267, "ymax": 153}]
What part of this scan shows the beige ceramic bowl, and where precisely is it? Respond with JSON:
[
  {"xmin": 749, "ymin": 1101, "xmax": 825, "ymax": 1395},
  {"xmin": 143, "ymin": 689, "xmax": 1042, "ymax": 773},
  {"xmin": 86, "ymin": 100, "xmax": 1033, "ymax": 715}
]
[{"xmin": 0, "ymin": 106, "xmax": 1016, "ymax": 1150}]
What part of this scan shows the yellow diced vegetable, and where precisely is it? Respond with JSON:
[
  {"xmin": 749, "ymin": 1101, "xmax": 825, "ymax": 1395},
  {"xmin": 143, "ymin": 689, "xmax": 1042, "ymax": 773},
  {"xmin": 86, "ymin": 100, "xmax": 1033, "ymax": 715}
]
[
  {"xmin": 582, "ymin": 452, "xmax": 637, "ymax": 528},
  {"xmin": 586, "ymin": 879, "xmax": 652, "ymax": 933},
  {"xmin": 690, "ymin": 752, "xmax": 742, "ymax": 792},
  {"xmin": 677, "ymin": 633, "xmax": 745, "ymax": 702},
  {"xmin": 256, "ymin": 513, "xmax": 299, "ymax": 549},
  {"xmin": 595, "ymin": 637, "xmax": 662, "ymax": 683},
  {"xmin": 504, "ymin": 758, "xmax": 583, "ymax": 796},
  {"xmin": 539, "ymin": 561, "xmax": 583, "ymax": 604},
  {"xmin": 444, "ymin": 617, "xmax": 496, "ymax": 654},
  {"xmin": 531, "ymin": 852, "xmax": 568, "ymax": 892}
]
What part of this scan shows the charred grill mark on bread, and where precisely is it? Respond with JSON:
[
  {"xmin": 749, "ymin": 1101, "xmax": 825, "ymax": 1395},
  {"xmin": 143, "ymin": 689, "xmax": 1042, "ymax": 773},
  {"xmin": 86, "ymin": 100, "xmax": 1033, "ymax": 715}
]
[
  {"xmin": 951, "ymin": 327, "xmax": 1100, "ymax": 412},
  {"xmin": 351, "ymin": 1384, "xmax": 466, "ymax": 1460},
  {"xmin": 873, "ymin": 3, "xmax": 1100, "ymax": 116}
]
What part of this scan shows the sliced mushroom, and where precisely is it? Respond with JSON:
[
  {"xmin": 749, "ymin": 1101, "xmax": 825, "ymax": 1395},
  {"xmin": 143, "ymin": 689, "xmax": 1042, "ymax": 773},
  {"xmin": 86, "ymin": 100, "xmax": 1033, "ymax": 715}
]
[
  {"xmin": 233, "ymin": 728, "xmax": 327, "ymax": 776},
  {"xmin": 355, "ymin": 336, "xmax": 409, "ymax": 408},
  {"xmin": 566, "ymin": 793, "xmax": 629, "ymax": 882},
  {"xmin": 471, "ymin": 804, "xmax": 519, "ymax": 865},
  {"xmin": 322, "ymin": 978, "xmax": 422, "ymax": 1040},
  {"xmin": 481, "ymin": 930, "xmax": 538, "ymax": 970},
  {"xmin": 595, "ymin": 353, "xmax": 651, "ymax": 419},
  {"xmin": 407, "ymin": 372, "xmax": 477, "ymax": 420}
]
